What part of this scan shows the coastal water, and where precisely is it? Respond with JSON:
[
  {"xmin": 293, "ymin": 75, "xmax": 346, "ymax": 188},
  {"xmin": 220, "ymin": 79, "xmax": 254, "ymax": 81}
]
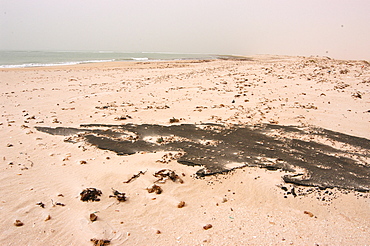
[{"xmin": 0, "ymin": 51, "xmax": 219, "ymax": 68}]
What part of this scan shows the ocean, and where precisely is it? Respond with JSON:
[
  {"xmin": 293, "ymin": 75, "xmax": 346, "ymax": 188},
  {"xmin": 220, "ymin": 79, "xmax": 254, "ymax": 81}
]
[{"xmin": 0, "ymin": 51, "xmax": 220, "ymax": 68}]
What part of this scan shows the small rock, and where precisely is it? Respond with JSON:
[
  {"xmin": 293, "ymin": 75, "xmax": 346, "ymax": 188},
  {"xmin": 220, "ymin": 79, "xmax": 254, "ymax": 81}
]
[
  {"xmin": 45, "ymin": 215, "xmax": 51, "ymax": 221},
  {"xmin": 203, "ymin": 224, "xmax": 212, "ymax": 230},
  {"xmin": 14, "ymin": 220, "xmax": 24, "ymax": 227},
  {"xmin": 90, "ymin": 213, "xmax": 98, "ymax": 222},
  {"xmin": 177, "ymin": 201, "xmax": 185, "ymax": 208}
]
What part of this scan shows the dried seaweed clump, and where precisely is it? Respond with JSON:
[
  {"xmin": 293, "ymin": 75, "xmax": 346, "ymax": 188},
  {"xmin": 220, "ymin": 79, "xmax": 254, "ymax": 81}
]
[
  {"xmin": 147, "ymin": 184, "xmax": 163, "ymax": 194},
  {"xmin": 154, "ymin": 169, "xmax": 184, "ymax": 183},
  {"xmin": 90, "ymin": 238, "xmax": 110, "ymax": 246},
  {"xmin": 80, "ymin": 188, "xmax": 102, "ymax": 202},
  {"xmin": 109, "ymin": 189, "xmax": 126, "ymax": 202},
  {"xmin": 169, "ymin": 117, "xmax": 180, "ymax": 123}
]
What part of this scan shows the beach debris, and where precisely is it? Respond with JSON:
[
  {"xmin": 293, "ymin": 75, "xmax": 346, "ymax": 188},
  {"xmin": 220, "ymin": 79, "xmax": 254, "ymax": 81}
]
[
  {"xmin": 6, "ymin": 143, "xmax": 13, "ymax": 147},
  {"xmin": 147, "ymin": 184, "xmax": 163, "ymax": 194},
  {"xmin": 156, "ymin": 152, "xmax": 184, "ymax": 164},
  {"xmin": 154, "ymin": 169, "xmax": 184, "ymax": 184},
  {"xmin": 169, "ymin": 117, "xmax": 180, "ymax": 123},
  {"xmin": 80, "ymin": 188, "xmax": 102, "ymax": 202},
  {"xmin": 36, "ymin": 202, "xmax": 45, "ymax": 208},
  {"xmin": 156, "ymin": 230, "xmax": 161, "ymax": 234},
  {"xmin": 114, "ymin": 115, "xmax": 131, "ymax": 121},
  {"xmin": 352, "ymin": 91, "xmax": 362, "ymax": 99},
  {"xmin": 45, "ymin": 215, "xmax": 51, "ymax": 221},
  {"xmin": 52, "ymin": 118, "xmax": 61, "ymax": 123},
  {"xmin": 304, "ymin": 211, "xmax": 314, "ymax": 217},
  {"xmin": 123, "ymin": 170, "xmax": 146, "ymax": 183},
  {"xmin": 177, "ymin": 201, "xmax": 186, "ymax": 208},
  {"xmin": 90, "ymin": 213, "xmax": 98, "ymax": 222},
  {"xmin": 279, "ymin": 185, "xmax": 298, "ymax": 198},
  {"xmin": 80, "ymin": 160, "xmax": 87, "ymax": 164},
  {"xmin": 90, "ymin": 238, "xmax": 110, "ymax": 246},
  {"xmin": 203, "ymin": 224, "xmax": 212, "ymax": 230},
  {"xmin": 109, "ymin": 189, "xmax": 126, "ymax": 202},
  {"xmin": 14, "ymin": 220, "xmax": 24, "ymax": 227},
  {"xmin": 55, "ymin": 202, "xmax": 65, "ymax": 206},
  {"xmin": 291, "ymin": 187, "xmax": 297, "ymax": 197},
  {"xmin": 339, "ymin": 69, "xmax": 349, "ymax": 74}
]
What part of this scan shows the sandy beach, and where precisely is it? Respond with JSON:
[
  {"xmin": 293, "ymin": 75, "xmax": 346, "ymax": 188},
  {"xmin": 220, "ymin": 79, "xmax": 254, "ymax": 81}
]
[{"xmin": 1, "ymin": 56, "xmax": 369, "ymax": 245}]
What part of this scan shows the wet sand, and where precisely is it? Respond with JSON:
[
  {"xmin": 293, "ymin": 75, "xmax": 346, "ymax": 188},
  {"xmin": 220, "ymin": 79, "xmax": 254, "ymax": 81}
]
[{"xmin": 1, "ymin": 56, "xmax": 369, "ymax": 245}]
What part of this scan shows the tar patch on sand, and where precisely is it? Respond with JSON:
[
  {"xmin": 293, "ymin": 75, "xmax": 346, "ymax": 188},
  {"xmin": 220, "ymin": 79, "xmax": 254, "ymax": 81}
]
[{"xmin": 36, "ymin": 124, "xmax": 370, "ymax": 192}]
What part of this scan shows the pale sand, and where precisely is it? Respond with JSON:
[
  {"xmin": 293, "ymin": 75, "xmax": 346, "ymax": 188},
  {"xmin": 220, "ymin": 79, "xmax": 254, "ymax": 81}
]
[{"xmin": 0, "ymin": 56, "xmax": 369, "ymax": 245}]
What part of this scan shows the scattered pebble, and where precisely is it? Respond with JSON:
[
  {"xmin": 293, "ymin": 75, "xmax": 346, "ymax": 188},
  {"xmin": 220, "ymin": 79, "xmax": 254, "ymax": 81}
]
[
  {"xmin": 45, "ymin": 215, "xmax": 51, "ymax": 221},
  {"xmin": 90, "ymin": 213, "xmax": 98, "ymax": 222},
  {"xmin": 203, "ymin": 224, "xmax": 212, "ymax": 230},
  {"xmin": 177, "ymin": 201, "xmax": 186, "ymax": 208},
  {"xmin": 14, "ymin": 220, "xmax": 24, "ymax": 227}
]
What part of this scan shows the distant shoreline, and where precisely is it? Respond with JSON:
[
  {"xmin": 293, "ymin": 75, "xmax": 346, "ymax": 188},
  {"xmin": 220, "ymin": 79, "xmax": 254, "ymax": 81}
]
[{"xmin": 0, "ymin": 50, "xmax": 227, "ymax": 68}]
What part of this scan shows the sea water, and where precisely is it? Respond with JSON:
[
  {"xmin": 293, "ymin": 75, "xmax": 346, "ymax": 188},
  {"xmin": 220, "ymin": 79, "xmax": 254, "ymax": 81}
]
[{"xmin": 0, "ymin": 50, "xmax": 219, "ymax": 68}]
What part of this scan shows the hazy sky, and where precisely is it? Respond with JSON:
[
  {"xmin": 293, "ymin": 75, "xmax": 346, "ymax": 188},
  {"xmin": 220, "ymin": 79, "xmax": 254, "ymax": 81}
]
[{"xmin": 1, "ymin": 0, "xmax": 369, "ymax": 60}]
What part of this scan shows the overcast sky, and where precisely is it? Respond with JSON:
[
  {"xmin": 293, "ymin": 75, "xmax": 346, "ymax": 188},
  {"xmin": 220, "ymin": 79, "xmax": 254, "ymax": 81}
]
[{"xmin": 1, "ymin": 0, "xmax": 369, "ymax": 60}]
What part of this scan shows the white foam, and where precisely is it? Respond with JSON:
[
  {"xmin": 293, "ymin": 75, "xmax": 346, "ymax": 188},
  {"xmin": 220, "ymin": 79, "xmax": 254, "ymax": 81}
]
[
  {"xmin": 0, "ymin": 59, "xmax": 116, "ymax": 68},
  {"xmin": 131, "ymin": 57, "xmax": 149, "ymax": 61}
]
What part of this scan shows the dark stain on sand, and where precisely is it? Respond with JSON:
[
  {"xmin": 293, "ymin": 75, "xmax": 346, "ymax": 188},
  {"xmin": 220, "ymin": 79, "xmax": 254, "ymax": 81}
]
[{"xmin": 36, "ymin": 124, "xmax": 370, "ymax": 192}]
